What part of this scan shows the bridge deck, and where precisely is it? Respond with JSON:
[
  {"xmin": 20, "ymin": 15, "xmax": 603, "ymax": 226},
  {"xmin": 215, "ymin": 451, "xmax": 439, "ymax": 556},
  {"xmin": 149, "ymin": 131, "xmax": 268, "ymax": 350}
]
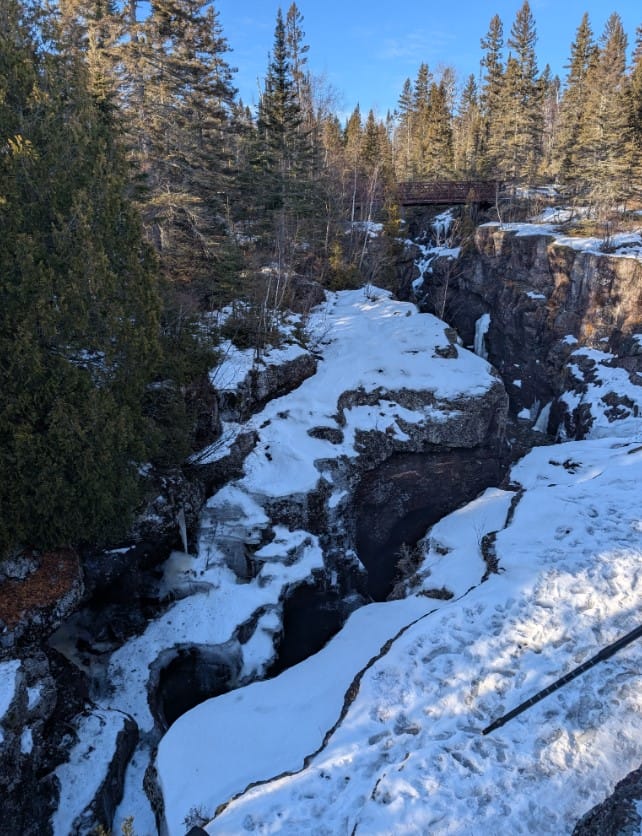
[{"xmin": 397, "ymin": 180, "xmax": 498, "ymax": 206}]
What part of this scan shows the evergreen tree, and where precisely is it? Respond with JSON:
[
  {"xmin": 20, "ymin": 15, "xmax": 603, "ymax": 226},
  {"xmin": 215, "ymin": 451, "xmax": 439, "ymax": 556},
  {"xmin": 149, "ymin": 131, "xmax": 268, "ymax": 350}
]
[
  {"xmin": 410, "ymin": 62, "xmax": 433, "ymax": 176},
  {"xmin": 629, "ymin": 25, "xmax": 642, "ymax": 167},
  {"xmin": 538, "ymin": 65, "xmax": 560, "ymax": 180},
  {"xmin": 0, "ymin": 0, "xmax": 163, "ymax": 554},
  {"xmin": 395, "ymin": 77, "xmax": 414, "ymax": 179},
  {"xmin": 578, "ymin": 13, "xmax": 633, "ymax": 210},
  {"xmin": 503, "ymin": 0, "xmax": 542, "ymax": 182},
  {"xmin": 285, "ymin": 3, "xmax": 312, "ymax": 125},
  {"xmin": 126, "ymin": 0, "xmax": 238, "ymax": 300},
  {"xmin": 256, "ymin": 7, "xmax": 317, "ymax": 226},
  {"xmin": 344, "ymin": 104, "xmax": 364, "ymax": 222},
  {"xmin": 424, "ymin": 79, "xmax": 453, "ymax": 176},
  {"xmin": 479, "ymin": 14, "xmax": 505, "ymax": 175},
  {"xmin": 554, "ymin": 12, "xmax": 598, "ymax": 188}
]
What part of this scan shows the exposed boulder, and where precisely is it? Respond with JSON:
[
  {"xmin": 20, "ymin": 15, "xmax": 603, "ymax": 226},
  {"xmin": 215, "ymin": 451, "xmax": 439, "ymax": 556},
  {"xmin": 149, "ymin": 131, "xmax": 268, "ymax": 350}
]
[
  {"xmin": 215, "ymin": 345, "xmax": 318, "ymax": 423},
  {"xmin": 573, "ymin": 763, "xmax": 642, "ymax": 835}
]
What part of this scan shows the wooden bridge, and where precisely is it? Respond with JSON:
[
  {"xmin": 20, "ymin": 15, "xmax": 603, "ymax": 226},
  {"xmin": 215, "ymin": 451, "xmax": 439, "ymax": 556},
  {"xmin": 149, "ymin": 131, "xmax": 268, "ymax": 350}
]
[{"xmin": 397, "ymin": 180, "xmax": 498, "ymax": 207}]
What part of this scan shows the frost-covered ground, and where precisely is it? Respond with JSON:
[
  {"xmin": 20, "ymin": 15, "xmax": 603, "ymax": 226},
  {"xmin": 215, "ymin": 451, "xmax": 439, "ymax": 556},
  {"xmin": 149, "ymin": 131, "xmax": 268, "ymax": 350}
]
[{"xmin": 158, "ymin": 436, "xmax": 642, "ymax": 835}]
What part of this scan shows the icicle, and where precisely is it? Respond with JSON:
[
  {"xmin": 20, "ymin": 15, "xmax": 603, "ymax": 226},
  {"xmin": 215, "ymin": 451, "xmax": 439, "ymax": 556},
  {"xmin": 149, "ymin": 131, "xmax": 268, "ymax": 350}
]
[
  {"xmin": 177, "ymin": 506, "xmax": 188, "ymax": 554},
  {"xmin": 533, "ymin": 402, "xmax": 552, "ymax": 433},
  {"xmin": 474, "ymin": 313, "xmax": 491, "ymax": 359}
]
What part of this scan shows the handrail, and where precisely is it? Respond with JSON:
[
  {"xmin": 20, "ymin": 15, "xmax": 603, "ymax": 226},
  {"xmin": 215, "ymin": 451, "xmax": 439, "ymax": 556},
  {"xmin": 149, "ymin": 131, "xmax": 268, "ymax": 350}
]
[{"xmin": 396, "ymin": 180, "xmax": 498, "ymax": 206}]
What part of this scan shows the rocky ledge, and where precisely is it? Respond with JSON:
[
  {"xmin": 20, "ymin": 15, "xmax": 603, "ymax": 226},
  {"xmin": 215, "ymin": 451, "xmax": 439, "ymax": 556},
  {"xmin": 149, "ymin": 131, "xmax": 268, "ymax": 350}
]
[{"xmin": 413, "ymin": 221, "xmax": 642, "ymax": 441}]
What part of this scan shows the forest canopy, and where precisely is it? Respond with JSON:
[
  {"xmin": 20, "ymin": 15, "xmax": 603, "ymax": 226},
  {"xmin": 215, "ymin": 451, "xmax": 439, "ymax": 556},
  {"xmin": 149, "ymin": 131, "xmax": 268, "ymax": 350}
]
[{"xmin": 1, "ymin": 0, "xmax": 641, "ymax": 557}]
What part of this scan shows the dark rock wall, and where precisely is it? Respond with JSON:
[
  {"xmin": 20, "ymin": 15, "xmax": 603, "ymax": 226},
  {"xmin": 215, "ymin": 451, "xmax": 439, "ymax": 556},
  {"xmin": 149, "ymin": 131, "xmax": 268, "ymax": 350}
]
[
  {"xmin": 355, "ymin": 448, "xmax": 505, "ymax": 600},
  {"xmin": 415, "ymin": 225, "xmax": 642, "ymax": 432}
]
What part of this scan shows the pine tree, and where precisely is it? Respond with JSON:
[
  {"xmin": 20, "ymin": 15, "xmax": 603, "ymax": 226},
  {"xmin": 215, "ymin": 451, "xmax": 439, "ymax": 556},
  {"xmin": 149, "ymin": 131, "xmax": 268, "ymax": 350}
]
[
  {"xmin": 578, "ymin": 13, "xmax": 634, "ymax": 210},
  {"xmin": 554, "ymin": 12, "xmax": 598, "ymax": 189},
  {"xmin": 479, "ymin": 14, "xmax": 505, "ymax": 175},
  {"xmin": 503, "ymin": 0, "xmax": 542, "ymax": 182}
]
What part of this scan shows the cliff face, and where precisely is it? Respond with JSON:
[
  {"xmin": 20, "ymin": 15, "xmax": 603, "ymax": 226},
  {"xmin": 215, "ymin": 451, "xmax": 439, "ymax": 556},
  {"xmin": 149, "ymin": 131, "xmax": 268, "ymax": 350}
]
[{"xmin": 417, "ymin": 224, "xmax": 642, "ymax": 437}]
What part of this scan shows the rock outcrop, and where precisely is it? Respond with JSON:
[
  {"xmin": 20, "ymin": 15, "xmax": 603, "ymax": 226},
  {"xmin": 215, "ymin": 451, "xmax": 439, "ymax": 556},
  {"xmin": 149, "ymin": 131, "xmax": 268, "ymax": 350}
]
[{"xmin": 414, "ymin": 223, "xmax": 642, "ymax": 438}]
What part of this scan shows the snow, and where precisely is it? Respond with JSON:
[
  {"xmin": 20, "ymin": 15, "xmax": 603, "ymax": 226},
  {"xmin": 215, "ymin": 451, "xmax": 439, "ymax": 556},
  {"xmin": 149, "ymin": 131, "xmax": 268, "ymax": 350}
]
[
  {"xmin": 52, "ymin": 710, "xmax": 131, "ymax": 836},
  {"xmin": 157, "ymin": 595, "xmax": 435, "ymax": 834},
  {"xmin": 561, "ymin": 348, "xmax": 642, "ymax": 440},
  {"xmin": 48, "ymin": 263, "xmax": 642, "ymax": 833},
  {"xmin": 214, "ymin": 288, "xmax": 495, "ymax": 501},
  {"xmin": 411, "ymin": 222, "xmax": 461, "ymax": 295},
  {"xmin": 209, "ymin": 338, "xmax": 308, "ymax": 395},
  {"xmin": 351, "ymin": 220, "xmax": 383, "ymax": 238},
  {"xmin": 0, "ymin": 659, "xmax": 20, "ymax": 719},
  {"xmin": 484, "ymin": 221, "xmax": 642, "ymax": 260},
  {"xmin": 85, "ymin": 287, "xmax": 499, "ymax": 831},
  {"xmin": 156, "ymin": 437, "xmax": 642, "ymax": 835}
]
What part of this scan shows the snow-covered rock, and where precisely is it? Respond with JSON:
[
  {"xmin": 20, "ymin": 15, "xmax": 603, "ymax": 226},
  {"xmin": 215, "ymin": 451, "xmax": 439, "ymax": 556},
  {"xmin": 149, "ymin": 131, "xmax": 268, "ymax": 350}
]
[
  {"xmin": 157, "ymin": 437, "xmax": 642, "ymax": 835},
  {"xmin": 101, "ymin": 287, "xmax": 506, "ymax": 832},
  {"xmin": 51, "ymin": 709, "xmax": 138, "ymax": 836},
  {"xmin": 417, "ymin": 221, "xmax": 642, "ymax": 439},
  {"xmin": 0, "ymin": 653, "xmax": 60, "ymax": 835}
]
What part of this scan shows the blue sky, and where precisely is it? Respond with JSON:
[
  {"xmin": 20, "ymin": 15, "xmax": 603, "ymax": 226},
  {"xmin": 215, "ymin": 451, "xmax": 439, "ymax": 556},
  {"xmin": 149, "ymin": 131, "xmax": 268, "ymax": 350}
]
[{"xmin": 213, "ymin": 1, "xmax": 640, "ymax": 118}]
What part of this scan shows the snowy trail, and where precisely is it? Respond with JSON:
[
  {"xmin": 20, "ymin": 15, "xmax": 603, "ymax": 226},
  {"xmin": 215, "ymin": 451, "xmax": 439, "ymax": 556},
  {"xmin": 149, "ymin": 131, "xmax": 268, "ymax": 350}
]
[
  {"xmin": 198, "ymin": 439, "xmax": 642, "ymax": 836},
  {"xmin": 214, "ymin": 588, "xmax": 476, "ymax": 820}
]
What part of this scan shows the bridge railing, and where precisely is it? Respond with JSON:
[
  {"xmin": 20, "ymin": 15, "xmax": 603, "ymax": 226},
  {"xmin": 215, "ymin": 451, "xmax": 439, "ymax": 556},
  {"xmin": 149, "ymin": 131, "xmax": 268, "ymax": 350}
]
[{"xmin": 397, "ymin": 180, "xmax": 499, "ymax": 206}]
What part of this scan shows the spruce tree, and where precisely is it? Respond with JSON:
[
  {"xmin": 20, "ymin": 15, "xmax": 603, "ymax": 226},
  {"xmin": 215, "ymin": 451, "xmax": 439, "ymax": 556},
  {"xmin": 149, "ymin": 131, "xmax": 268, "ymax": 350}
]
[
  {"xmin": 127, "ymin": 0, "xmax": 238, "ymax": 300},
  {"xmin": 395, "ymin": 77, "xmax": 414, "ymax": 180},
  {"xmin": 629, "ymin": 25, "xmax": 642, "ymax": 169},
  {"xmin": 424, "ymin": 80, "xmax": 453, "ymax": 177},
  {"xmin": 479, "ymin": 14, "xmax": 505, "ymax": 176},
  {"xmin": 538, "ymin": 65, "xmax": 560, "ymax": 180},
  {"xmin": 256, "ymin": 7, "xmax": 315, "ymax": 225},
  {"xmin": 504, "ymin": 0, "xmax": 542, "ymax": 182},
  {"xmin": 579, "ymin": 13, "xmax": 633, "ymax": 211},
  {"xmin": 411, "ymin": 62, "xmax": 433, "ymax": 177},
  {"xmin": 453, "ymin": 74, "xmax": 482, "ymax": 177},
  {"xmin": 554, "ymin": 12, "xmax": 598, "ymax": 189}
]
